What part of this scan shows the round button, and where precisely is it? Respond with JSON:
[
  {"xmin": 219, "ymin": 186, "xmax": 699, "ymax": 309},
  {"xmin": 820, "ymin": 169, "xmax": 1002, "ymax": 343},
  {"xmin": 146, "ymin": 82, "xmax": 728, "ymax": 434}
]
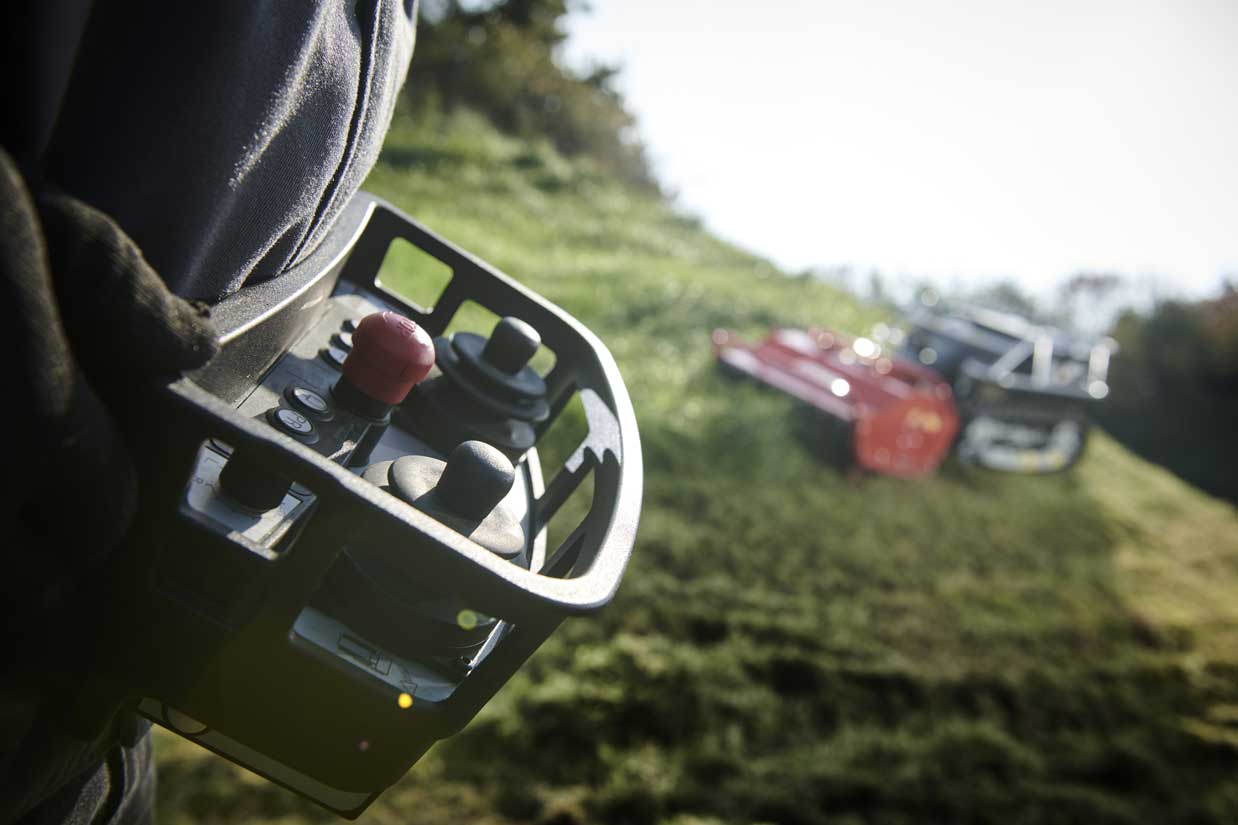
[
  {"xmin": 322, "ymin": 345, "xmax": 349, "ymax": 369},
  {"xmin": 268, "ymin": 407, "xmax": 317, "ymax": 441},
  {"xmin": 286, "ymin": 386, "xmax": 331, "ymax": 418}
]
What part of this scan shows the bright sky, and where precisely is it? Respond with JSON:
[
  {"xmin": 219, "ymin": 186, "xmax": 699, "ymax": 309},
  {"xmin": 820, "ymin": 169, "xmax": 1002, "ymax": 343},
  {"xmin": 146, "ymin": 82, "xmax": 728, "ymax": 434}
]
[{"xmin": 564, "ymin": 0, "xmax": 1238, "ymax": 298}]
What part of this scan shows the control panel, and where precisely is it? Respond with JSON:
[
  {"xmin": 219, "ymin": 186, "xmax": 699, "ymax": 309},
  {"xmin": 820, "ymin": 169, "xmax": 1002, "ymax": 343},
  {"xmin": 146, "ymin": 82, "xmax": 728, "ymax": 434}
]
[{"xmin": 72, "ymin": 193, "xmax": 642, "ymax": 817}]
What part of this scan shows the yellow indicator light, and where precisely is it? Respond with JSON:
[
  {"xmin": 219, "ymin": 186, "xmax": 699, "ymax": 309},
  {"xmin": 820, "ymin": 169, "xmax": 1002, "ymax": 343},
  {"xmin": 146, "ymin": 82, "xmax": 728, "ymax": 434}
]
[
  {"xmin": 397, "ymin": 692, "xmax": 413, "ymax": 709},
  {"xmin": 457, "ymin": 609, "xmax": 479, "ymax": 631}
]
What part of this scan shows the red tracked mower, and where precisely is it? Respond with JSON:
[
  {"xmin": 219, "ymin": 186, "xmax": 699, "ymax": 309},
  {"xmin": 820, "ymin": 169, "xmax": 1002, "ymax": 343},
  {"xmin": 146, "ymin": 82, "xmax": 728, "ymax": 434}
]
[
  {"xmin": 712, "ymin": 327, "xmax": 959, "ymax": 478},
  {"xmin": 713, "ymin": 304, "xmax": 1114, "ymax": 477}
]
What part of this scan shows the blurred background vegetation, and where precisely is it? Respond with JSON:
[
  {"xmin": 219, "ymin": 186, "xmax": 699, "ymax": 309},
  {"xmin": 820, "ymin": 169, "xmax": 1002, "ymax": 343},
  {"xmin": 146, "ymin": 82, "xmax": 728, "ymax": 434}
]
[
  {"xmin": 1101, "ymin": 287, "xmax": 1238, "ymax": 504},
  {"xmin": 155, "ymin": 1, "xmax": 1238, "ymax": 823},
  {"xmin": 408, "ymin": 0, "xmax": 659, "ymax": 192}
]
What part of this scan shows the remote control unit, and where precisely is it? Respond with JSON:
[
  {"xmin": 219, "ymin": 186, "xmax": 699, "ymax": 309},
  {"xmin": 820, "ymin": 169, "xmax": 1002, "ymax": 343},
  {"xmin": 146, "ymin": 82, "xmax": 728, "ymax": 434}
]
[{"xmin": 70, "ymin": 193, "xmax": 642, "ymax": 817}]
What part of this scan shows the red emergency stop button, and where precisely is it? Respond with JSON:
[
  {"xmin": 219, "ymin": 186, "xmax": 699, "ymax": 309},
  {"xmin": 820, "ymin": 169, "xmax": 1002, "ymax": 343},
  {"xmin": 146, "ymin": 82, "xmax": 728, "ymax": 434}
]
[{"xmin": 340, "ymin": 312, "xmax": 435, "ymax": 406}]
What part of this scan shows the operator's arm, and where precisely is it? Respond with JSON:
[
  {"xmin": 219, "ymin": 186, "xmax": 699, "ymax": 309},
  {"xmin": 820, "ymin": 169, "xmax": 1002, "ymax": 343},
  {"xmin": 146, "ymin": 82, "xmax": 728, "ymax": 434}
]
[
  {"xmin": 8, "ymin": 1, "xmax": 418, "ymax": 303},
  {"xmin": 0, "ymin": 146, "xmax": 217, "ymax": 825},
  {"xmin": 2, "ymin": 2, "xmax": 419, "ymax": 821}
]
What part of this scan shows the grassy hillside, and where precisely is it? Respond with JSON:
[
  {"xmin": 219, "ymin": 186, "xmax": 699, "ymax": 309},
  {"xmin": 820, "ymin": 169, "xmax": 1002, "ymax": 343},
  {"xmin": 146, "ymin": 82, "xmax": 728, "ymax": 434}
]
[{"xmin": 155, "ymin": 110, "xmax": 1238, "ymax": 825}]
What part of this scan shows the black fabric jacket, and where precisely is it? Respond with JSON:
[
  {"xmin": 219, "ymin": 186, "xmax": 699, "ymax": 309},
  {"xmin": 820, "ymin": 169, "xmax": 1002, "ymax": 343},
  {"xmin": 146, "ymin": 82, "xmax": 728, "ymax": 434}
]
[{"xmin": 2, "ymin": 2, "xmax": 418, "ymax": 821}]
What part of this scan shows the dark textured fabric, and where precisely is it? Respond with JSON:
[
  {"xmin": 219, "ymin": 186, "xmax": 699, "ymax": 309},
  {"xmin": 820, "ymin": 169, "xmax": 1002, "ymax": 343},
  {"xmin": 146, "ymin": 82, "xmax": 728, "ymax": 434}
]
[
  {"xmin": 0, "ymin": 150, "xmax": 121, "ymax": 821},
  {"xmin": 0, "ymin": 150, "xmax": 213, "ymax": 823},
  {"xmin": 36, "ymin": 193, "xmax": 220, "ymax": 404},
  {"xmin": 0, "ymin": 0, "xmax": 92, "ymax": 171},
  {"xmin": 0, "ymin": 150, "xmax": 218, "ymax": 641},
  {"xmin": 16, "ymin": 736, "xmax": 155, "ymax": 825},
  {"xmin": 5, "ymin": 3, "xmax": 419, "ymax": 821},
  {"xmin": 39, "ymin": 0, "xmax": 417, "ymax": 303}
]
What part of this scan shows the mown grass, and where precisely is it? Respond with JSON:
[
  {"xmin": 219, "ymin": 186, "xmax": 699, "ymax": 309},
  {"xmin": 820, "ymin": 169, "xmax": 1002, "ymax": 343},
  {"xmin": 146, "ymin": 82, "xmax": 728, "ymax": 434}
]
[{"xmin": 155, "ymin": 109, "xmax": 1238, "ymax": 825}]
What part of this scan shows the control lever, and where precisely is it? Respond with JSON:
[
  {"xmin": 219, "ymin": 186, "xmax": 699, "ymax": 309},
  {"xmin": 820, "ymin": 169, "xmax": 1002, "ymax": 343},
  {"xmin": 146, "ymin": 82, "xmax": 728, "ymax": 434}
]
[
  {"xmin": 219, "ymin": 311, "xmax": 435, "ymax": 510},
  {"xmin": 218, "ymin": 449, "xmax": 294, "ymax": 512},
  {"xmin": 335, "ymin": 310, "xmax": 436, "ymax": 466},
  {"xmin": 334, "ymin": 311, "xmax": 435, "ymax": 419},
  {"xmin": 319, "ymin": 441, "xmax": 525, "ymax": 661},
  {"xmin": 406, "ymin": 316, "xmax": 551, "ymax": 459}
]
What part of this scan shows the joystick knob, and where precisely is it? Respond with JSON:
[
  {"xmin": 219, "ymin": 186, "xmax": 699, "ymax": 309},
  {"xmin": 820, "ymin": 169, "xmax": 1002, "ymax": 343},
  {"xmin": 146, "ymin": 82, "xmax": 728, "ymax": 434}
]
[
  {"xmin": 385, "ymin": 441, "xmax": 523, "ymax": 559},
  {"xmin": 394, "ymin": 441, "xmax": 516, "ymax": 520},
  {"xmin": 336, "ymin": 312, "xmax": 435, "ymax": 417},
  {"xmin": 319, "ymin": 441, "xmax": 525, "ymax": 662},
  {"xmin": 481, "ymin": 317, "xmax": 541, "ymax": 374},
  {"xmin": 404, "ymin": 316, "xmax": 550, "ymax": 459},
  {"xmin": 219, "ymin": 450, "xmax": 291, "ymax": 513}
]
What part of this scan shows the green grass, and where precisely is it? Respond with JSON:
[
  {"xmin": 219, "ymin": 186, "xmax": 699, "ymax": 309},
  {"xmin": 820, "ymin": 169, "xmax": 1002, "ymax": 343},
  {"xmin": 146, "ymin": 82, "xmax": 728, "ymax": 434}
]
[{"xmin": 155, "ymin": 109, "xmax": 1238, "ymax": 825}]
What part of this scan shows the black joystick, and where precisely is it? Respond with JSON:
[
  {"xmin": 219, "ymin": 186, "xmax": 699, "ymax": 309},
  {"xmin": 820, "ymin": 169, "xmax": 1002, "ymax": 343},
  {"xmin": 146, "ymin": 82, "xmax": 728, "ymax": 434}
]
[
  {"xmin": 482, "ymin": 317, "xmax": 542, "ymax": 374},
  {"xmin": 404, "ymin": 317, "xmax": 551, "ymax": 459},
  {"xmin": 219, "ymin": 450, "xmax": 291, "ymax": 513},
  {"xmin": 387, "ymin": 440, "xmax": 523, "ymax": 558},
  {"xmin": 322, "ymin": 441, "xmax": 527, "ymax": 660},
  {"xmin": 398, "ymin": 441, "xmax": 515, "ymax": 518}
]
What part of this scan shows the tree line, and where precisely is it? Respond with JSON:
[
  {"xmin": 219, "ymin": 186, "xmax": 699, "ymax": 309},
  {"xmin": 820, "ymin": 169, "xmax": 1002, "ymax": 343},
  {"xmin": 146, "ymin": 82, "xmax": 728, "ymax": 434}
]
[
  {"xmin": 1101, "ymin": 283, "xmax": 1238, "ymax": 502},
  {"xmin": 407, "ymin": 0, "xmax": 659, "ymax": 191}
]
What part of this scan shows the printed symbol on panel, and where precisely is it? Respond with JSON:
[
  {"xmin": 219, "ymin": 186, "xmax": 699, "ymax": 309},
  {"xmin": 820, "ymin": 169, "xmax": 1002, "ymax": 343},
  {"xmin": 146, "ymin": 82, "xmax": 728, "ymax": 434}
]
[
  {"xmin": 338, "ymin": 634, "xmax": 380, "ymax": 670},
  {"xmin": 396, "ymin": 663, "xmax": 419, "ymax": 694}
]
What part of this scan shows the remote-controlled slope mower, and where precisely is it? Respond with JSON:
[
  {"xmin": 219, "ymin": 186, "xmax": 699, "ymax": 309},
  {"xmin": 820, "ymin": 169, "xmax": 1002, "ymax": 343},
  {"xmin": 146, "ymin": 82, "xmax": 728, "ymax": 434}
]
[
  {"xmin": 712, "ymin": 327, "xmax": 960, "ymax": 478},
  {"xmin": 713, "ymin": 304, "xmax": 1114, "ymax": 476}
]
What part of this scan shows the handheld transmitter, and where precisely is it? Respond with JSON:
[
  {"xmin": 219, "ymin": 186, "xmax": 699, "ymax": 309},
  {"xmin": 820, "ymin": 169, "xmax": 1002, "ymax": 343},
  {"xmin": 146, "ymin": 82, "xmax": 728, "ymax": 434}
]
[{"xmin": 69, "ymin": 193, "xmax": 642, "ymax": 817}]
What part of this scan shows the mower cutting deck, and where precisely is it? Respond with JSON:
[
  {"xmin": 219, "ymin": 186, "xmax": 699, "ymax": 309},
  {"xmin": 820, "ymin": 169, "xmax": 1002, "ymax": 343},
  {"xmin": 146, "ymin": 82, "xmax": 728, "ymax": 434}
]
[{"xmin": 712, "ymin": 327, "xmax": 958, "ymax": 478}]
